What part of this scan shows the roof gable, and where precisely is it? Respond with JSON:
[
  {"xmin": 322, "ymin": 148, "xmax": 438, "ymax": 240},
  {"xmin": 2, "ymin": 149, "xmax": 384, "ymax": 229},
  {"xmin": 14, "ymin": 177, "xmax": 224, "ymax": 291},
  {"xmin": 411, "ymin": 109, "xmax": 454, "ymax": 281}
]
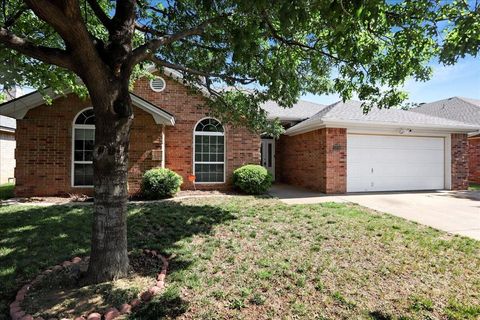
[
  {"xmin": 411, "ymin": 96, "xmax": 480, "ymax": 126},
  {"xmin": 0, "ymin": 90, "xmax": 175, "ymax": 126}
]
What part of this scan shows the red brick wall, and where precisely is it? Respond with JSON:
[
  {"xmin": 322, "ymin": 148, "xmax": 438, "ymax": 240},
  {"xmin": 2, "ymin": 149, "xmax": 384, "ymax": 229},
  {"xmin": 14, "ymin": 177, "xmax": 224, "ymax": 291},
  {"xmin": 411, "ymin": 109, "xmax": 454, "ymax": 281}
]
[
  {"xmin": 468, "ymin": 136, "xmax": 480, "ymax": 184},
  {"xmin": 451, "ymin": 133, "xmax": 469, "ymax": 190},
  {"xmin": 14, "ymin": 75, "xmax": 260, "ymax": 196},
  {"xmin": 276, "ymin": 128, "xmax": 346, "ymax": 193},
  {"xmin": 132, "ymin": 76, "xmax": 260, "ymax": 190},
  {"xmin": 15, "ymin": 96, "xmax": 164, "ymax": 196}
]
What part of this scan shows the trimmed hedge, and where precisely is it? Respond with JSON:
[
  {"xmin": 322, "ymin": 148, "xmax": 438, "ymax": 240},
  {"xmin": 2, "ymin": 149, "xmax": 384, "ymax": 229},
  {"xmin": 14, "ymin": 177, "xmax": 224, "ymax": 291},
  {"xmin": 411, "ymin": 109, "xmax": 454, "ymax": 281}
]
[
  {"xmin": 233, "ymin": 164, "xmax": 273, "ymax": 195},
  {"xmin": 141, "ymin": 168, "xmax": 183, "ymax": 199}
]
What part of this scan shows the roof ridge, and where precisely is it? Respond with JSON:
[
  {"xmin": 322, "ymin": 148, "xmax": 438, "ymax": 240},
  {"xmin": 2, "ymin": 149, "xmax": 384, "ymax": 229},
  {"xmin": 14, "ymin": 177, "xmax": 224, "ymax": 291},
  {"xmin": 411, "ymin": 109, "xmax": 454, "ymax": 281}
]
[{"xmin": 456, "ymin": 96, "xmax": 480, "ymax": 107}]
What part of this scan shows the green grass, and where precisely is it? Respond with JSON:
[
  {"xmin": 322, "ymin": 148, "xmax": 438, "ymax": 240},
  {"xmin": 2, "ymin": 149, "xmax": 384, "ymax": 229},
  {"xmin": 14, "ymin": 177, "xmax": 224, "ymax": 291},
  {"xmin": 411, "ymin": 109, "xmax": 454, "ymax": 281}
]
[
  {"xmin": 468, "ymin": 183, "xmax": 480, "ymax": 191},
  {"xmin": 1, "ymin": 197, "xmax": 479, "ymax": 319},
  {"xmin": 0, "ymin": 183, "xmax": 14, "ymax": 200}
]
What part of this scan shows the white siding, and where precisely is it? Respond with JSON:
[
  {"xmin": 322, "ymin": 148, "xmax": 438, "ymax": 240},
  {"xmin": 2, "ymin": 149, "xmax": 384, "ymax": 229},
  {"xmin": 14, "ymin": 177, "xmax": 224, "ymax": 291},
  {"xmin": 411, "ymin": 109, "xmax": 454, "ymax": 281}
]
[{"xmin": 0, "ymin": 133, "xmax": 15, "ymax": 184}]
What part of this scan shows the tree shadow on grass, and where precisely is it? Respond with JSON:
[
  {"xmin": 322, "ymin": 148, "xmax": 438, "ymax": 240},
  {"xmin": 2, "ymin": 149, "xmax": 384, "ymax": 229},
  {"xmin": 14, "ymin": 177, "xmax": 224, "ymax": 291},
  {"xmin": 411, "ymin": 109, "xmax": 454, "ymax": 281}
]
[{"xmin": 0, "ymin": 201, "xmax": 236, "ymax": 320}]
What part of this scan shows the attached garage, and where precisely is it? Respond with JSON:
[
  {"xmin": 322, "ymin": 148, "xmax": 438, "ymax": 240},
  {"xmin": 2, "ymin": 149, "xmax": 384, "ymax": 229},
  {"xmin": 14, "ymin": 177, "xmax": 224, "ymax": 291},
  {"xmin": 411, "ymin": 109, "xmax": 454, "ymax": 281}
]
[
  {"xmin": 347, "ymin": 134, "xmax": 445, "ymax": 192},
  {"xmin": 282, "ymin": 100, "xmax": 476, "ymax": 194}
]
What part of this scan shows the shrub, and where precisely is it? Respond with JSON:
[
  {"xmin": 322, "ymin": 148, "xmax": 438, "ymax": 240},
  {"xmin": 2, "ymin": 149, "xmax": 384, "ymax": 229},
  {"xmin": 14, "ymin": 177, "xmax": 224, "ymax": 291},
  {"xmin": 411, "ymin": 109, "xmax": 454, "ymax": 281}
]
[
  {"xmin": 141, "ymin": 168, "xmax": 183, "ymax": 199},
  {"xmin": 233, "ymin": 164, "xmax": 273, "ymax": 195}
]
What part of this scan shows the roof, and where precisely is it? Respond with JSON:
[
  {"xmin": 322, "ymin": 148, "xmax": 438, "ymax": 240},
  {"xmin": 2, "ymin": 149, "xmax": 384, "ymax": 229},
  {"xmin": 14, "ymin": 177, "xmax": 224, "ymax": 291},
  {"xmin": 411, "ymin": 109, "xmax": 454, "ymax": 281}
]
[
  {"xmin": 0, "ymin": 115, "xmax": 15, "ymax": 132},
  {"xmin": 0, "ymin": 90, "xmax": 175, "ymax": 126},
  {"xmin": 410, "ymin": 96, "xmax": 480, "ymax": 126},
  {"xmin": 285, "ymin": 100, "xmax": 479, "ymax": 135},
  {"xmin": 261, "ymin": 100, "xmax": 327, "ymax": 121}
]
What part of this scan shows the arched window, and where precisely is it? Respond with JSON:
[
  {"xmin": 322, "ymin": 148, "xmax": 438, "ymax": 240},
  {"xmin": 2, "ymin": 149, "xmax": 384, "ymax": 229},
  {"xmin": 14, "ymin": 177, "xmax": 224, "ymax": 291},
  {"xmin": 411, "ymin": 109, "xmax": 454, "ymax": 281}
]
[
  {"xmin": 194, "ymin": 118, "xmax": 225, "ymax": 183},
  {"xmin": 72, "ymin": 108, "xmax": 95, "ymax": 186}
]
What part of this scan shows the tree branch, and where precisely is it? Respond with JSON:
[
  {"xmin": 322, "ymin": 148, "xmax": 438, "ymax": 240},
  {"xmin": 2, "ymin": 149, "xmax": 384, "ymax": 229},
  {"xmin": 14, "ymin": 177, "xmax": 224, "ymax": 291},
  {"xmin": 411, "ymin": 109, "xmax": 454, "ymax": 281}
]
[
  {"xmin": 261, "ymin": 11, "xmax": 347, "ymax": 63},
  {"xmin": 129, "ymin": 14, "xmax": 230, "ymax": 67},
  {"xmin": 3, "ymin": 4, "xmax": 28, "ymax": 29},
  {"xmin": 111, "ymin": 0, "xmax": 136, "ymax": 31},
  {"xmin": 24, "ymin": 0, "xmax": 80, "ymax": 42},
  {"xmin": 86, "ymin": 0, "xmax": 111, "ymax": 28},
  {"xmin": 134, "ymin": 22, "xmax": 166, "ymax": 37},
  {"xmin": 150, "ymin": 56, "xmax": 256, "ymax": 84},
  {"xmin": 0, "ymin": 27, "xmax": 73, "ymax": 69}
]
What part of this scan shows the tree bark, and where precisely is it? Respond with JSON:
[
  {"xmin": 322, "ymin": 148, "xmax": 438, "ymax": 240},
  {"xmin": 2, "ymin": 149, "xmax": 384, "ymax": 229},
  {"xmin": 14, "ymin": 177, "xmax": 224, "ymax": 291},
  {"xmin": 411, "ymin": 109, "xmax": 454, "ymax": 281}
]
[{"xmin": 85, "ymin": 81, "xmax": 133, "ymax": 283}]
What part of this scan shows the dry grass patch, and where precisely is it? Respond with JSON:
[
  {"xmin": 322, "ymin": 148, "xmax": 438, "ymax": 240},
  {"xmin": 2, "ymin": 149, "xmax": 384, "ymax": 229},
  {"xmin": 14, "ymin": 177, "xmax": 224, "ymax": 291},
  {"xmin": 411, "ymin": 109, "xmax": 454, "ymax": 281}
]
[{"xmin": 21, "ymin": 251, "xmax": 160, "ymax": 319}]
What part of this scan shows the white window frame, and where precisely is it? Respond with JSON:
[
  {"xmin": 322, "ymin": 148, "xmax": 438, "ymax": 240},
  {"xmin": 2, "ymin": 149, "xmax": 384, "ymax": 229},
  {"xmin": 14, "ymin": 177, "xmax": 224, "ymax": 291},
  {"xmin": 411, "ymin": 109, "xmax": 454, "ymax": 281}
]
[
  {"xmin": 193, "ymin": 117, "xmax": 226, "ymax": 184},
  {"xmin": 71, "ymin": 107, "xmax": 95, "ymax": 188}
]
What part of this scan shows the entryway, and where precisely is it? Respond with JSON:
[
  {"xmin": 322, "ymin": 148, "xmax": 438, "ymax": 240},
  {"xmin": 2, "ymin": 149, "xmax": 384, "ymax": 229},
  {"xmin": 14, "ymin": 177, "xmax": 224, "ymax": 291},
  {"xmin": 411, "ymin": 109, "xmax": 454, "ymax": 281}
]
[{"xmin": 261, "ymin": 138, "xmax": 275, "ymax": 180}]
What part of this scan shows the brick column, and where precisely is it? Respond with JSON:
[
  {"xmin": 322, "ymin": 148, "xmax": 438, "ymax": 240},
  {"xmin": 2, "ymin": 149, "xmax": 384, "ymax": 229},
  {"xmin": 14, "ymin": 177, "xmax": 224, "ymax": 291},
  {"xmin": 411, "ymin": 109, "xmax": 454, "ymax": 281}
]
[
  {"xmin": 451, "ymin": 133, "xmax": 469, "ymax": 190},
  {"xmin": 324, "ymin": 128, "xmax": 347, "ymax": 194},
  {"xmin": 468, "ymin": 137, "xmax": 480, "ymax": 184}
]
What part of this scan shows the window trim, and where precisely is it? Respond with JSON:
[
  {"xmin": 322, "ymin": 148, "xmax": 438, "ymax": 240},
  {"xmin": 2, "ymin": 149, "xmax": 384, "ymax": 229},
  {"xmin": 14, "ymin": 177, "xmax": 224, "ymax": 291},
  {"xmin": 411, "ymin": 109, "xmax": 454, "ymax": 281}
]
[
  {"xmin": 71, "ymin": 107, "xmax": 95, "ymax": 188},
  {"xmin": 192, "ymin": 117, "xmax": 226, "ymax": 184}
]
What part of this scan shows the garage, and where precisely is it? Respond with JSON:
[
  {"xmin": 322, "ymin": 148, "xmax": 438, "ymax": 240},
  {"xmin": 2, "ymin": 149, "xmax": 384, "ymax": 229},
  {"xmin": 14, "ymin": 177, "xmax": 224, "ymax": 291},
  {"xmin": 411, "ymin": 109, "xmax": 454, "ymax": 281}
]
[{"xmin": 347, "ymin": 134, "xmax": 445, "ymax": 192}]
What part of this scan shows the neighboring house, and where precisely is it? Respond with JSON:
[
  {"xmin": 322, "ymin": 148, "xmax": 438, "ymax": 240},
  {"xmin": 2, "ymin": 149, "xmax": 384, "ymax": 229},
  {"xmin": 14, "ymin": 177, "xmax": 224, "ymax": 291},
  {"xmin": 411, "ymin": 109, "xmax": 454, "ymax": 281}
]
[
  {"xmin": 411, "ymin": 97, "xmax": 480, "ymax": 183},
  {"xmin": 0, "ymin": 70, "xmax": 477, "ymax": 196},
  {"xmin": 0, "ymin": 115, "xmax": 15, "ymax": 184}
]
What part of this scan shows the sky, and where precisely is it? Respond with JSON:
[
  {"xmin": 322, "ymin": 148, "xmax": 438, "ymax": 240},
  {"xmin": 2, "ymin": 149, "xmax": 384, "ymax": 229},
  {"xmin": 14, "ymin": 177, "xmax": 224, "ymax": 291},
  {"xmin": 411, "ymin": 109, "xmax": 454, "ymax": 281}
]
[{"xmin": 302, "ymin": 55, "xmax": 480, "ymax": 106}]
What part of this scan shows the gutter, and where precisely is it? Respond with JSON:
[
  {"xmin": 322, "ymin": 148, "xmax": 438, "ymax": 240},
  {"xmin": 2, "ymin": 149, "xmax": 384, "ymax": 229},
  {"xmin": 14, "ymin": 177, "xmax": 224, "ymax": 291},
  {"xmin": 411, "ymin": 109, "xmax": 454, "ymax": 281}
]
[{"xmin": 285, "ymin": 118, "xmax": 480, "ymax": 136}]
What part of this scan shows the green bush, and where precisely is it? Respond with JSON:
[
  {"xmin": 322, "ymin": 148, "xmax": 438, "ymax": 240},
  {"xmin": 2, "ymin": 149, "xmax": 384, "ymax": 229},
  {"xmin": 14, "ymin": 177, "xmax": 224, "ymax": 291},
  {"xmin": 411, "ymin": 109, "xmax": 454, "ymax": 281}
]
[
  {"xmin": 141, "ymin": 168, "xmax": 183, "ymax": 199},
  {"xmin": 233, "ymin": 164, "xmax": 273, "ymax": 195}
]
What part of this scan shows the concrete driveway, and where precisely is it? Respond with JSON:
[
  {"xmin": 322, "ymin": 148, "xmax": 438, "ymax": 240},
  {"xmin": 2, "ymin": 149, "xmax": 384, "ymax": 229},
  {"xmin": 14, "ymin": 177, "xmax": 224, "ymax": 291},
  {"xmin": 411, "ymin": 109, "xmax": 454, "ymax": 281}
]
[{"xmin": 269, "ymin": 184, "xmax": 480, "ymax": 240}]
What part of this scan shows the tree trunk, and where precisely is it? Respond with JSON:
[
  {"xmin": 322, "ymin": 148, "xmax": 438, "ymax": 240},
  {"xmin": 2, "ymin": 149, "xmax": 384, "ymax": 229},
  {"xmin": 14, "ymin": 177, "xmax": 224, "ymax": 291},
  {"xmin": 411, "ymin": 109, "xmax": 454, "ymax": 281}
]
[{"xmin": 85, "ymin": 82, "xmax": 133, "ymax": 283}]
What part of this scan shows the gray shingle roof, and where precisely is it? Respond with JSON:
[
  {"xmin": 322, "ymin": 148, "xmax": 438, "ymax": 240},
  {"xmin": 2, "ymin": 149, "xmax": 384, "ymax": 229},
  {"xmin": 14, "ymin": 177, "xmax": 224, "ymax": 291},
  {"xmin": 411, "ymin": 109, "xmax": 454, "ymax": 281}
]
[
  {"xmin": 285, "ymin": 100, "xmax": 479, "ymax": 135},
  {"xmin": 410, "ymin": 96, "xmax": 480, "ymax": 126},
  {"xmin": 261, "ymin": 100, "xmax": 326, "ymax": 121}
]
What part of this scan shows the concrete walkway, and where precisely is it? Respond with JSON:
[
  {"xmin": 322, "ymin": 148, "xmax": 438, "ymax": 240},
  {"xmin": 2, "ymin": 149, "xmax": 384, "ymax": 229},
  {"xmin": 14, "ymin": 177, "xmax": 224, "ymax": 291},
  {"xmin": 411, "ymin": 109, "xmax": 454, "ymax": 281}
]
[{"xmin": 269, "ymin": 184, "xmax": 480, "ymax": 240}]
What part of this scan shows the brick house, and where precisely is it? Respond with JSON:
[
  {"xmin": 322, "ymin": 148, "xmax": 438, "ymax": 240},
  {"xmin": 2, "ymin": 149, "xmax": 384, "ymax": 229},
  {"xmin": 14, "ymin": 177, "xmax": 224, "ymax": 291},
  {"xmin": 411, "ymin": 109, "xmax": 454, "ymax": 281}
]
[
  {"xmin": 0, "ymin": 70, "xmax": 477, "ymax": 196},
  {"xmin": 412, "ymin": 97, "xmax": 480, "ymax": 183}
]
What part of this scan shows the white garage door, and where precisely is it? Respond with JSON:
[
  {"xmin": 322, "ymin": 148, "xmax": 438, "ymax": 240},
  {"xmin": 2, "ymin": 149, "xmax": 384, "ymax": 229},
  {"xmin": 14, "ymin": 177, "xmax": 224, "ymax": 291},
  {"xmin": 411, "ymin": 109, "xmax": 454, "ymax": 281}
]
[{"xmin": 347, "ymin": 134, "xmax": 445, "ymax": 192}]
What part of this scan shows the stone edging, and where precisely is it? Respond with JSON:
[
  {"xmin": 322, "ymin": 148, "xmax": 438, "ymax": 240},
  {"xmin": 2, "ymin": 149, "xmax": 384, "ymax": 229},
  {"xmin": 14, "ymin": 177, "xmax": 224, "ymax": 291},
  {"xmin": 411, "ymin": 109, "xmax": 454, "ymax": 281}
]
[{"xmin": 9, "ymin": 249, "xmax": 168, "ymax": 320}]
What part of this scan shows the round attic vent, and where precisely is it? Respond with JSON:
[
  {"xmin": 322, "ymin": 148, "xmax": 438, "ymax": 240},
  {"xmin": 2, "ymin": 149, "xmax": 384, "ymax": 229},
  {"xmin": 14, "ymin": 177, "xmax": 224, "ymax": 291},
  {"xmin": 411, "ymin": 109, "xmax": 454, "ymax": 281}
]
[{"xmin": 149, "ymin": 77, "xmax": 166, "ymax": 92}]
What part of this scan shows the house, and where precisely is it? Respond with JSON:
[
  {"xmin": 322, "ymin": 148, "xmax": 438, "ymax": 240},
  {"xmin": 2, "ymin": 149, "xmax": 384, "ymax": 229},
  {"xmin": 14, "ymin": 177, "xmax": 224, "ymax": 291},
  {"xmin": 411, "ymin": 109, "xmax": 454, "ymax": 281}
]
[
  {"xmin": 411, "ymin": 97, "xmax": 480, "ymax": 184},
  {"xmin": 0, "ymin": 70, "xmax": 477, "ymax": 196},
  {"xmin": 0, "ymin": 115, "xmax": 15, "ymax": 184}
]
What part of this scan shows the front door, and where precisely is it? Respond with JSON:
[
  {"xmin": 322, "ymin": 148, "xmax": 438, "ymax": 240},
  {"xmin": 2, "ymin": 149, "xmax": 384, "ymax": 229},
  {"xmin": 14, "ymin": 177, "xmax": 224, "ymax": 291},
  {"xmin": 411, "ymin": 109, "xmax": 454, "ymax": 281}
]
[{"xmin": 261, "ymin": 139, "xmax": 275, "ymax": 180}]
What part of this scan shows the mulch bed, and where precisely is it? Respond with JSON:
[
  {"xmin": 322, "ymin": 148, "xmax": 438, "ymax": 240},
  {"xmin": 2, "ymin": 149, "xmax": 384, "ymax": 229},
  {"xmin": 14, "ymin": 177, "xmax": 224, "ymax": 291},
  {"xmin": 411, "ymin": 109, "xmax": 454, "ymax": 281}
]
[{"xmin": 10, "ymin": 249, "xmax": 168, "ymax": 320}]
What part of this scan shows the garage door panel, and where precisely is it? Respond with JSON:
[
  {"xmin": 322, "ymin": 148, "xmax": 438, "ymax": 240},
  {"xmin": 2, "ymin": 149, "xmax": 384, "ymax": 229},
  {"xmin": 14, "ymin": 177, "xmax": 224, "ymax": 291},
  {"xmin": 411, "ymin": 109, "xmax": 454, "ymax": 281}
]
[
  {"xmin": 371, "ymin": 163, "xmax": 444, "ymax": 177},
  {"xmin": 372, "ymin": 176, "xmax": 445, "ymax": 191},
  {"xmin": 347, "ymin": 134, "xmax": 445, "ymax": 192},
  {"xmin": 348, "ymin": 135, "xmax": 444, "ymax": 150}
]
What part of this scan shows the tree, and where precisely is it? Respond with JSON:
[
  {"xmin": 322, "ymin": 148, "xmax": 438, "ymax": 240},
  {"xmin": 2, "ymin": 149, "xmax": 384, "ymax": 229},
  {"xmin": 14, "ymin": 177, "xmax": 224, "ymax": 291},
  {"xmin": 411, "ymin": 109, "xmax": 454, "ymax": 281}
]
[{"xmin": 0, "ymin": 0, "xmax": 478, "ymax": 283}]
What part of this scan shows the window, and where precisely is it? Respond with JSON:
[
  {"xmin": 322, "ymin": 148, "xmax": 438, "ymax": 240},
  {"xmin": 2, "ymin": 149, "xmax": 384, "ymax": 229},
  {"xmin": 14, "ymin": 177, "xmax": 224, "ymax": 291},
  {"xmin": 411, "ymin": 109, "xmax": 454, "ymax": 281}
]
[
  {"xmin": 194, "ymin": 118, "xmax": 225, "ymax": 183},
  {"xmin": 149, "ymin": 76, "xmax": 166, "ymax": 92},
  {"xmin": 73, "ymin": 108, "xmax": 95, "ymax": 186}
]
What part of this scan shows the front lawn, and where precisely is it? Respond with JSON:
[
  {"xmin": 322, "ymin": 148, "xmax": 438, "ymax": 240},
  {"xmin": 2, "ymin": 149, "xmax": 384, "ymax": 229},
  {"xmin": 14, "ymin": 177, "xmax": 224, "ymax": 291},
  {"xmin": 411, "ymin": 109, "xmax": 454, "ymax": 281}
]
[{"xmin": 0, "ymin": 197, "xmax": 479, "ymax": 319}]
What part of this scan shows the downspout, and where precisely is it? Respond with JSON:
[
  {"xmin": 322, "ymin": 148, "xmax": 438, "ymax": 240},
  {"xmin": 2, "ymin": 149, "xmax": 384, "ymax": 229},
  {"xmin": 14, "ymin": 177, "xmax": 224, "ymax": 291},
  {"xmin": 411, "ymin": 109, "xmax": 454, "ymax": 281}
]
[{"xmin": 161, "ymin": 124, "xmax": 165, "ymax": 168}]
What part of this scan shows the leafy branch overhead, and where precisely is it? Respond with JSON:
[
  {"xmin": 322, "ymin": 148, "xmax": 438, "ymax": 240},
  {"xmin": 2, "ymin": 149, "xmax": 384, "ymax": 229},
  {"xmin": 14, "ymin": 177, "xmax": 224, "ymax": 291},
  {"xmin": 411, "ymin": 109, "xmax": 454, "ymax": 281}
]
[{"xmin": 0, "ymin": 0, "xmax": 478, "ymax": 133}]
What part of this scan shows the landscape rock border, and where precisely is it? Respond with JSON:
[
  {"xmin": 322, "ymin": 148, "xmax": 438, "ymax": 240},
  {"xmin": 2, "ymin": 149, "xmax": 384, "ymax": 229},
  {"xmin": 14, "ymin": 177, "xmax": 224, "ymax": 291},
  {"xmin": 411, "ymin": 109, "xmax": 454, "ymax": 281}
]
[{"xmin": 10, "ymin": 249, "xmax": 168, "ymax": 320}]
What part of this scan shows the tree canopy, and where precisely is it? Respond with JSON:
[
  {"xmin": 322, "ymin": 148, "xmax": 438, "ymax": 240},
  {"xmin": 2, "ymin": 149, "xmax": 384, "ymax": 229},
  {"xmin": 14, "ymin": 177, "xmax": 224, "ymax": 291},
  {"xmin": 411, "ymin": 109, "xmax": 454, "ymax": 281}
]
[
  {"xmin": 0, "ymin": 0, "xmax": 478, "ymax": 284},
  {"xmin": 0, "ymin": 0, "xmax": 478, "ymax": 135}
]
